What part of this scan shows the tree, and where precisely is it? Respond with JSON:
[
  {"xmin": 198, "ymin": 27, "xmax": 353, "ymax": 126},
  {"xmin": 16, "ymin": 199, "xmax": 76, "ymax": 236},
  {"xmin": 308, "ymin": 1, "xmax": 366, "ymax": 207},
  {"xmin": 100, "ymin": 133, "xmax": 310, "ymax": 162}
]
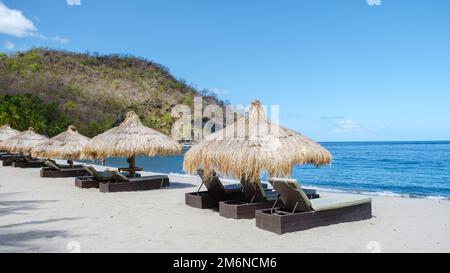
[{"xmin": 0, "ymin": 94, "xmax": 67, "ymax": 137}]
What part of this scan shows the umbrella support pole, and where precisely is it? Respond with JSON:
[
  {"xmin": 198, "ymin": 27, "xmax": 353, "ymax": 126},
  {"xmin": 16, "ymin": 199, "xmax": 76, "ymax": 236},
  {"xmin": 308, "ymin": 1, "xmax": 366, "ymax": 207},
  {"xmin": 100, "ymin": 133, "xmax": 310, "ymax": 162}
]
[
  {"xmin": 67, "ymin": 160, "xmax": 74, "ymax": 168},
  {"xmin": 128, "ymin": 156, "xmax": 136, "ymax": 177}
]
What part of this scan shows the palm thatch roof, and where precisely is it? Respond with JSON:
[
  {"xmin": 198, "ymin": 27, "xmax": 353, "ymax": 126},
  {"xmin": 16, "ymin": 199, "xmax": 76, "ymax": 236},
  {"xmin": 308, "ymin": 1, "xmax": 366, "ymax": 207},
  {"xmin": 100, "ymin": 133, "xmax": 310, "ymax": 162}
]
[
  {"xmin": 31, "ymin": 126, "xmax": 90, "ymax": 160},
  {"xmin": 0, "ymin": 127, "xmax": 48, "ymax": 154},
  {"xmin": 183, "ymin": 100, "xmax": 332, "ymax": 181},
  {"xmin": 82, "ymin": 111, "xmax": 182, "ymax": 159},
  {"xmin": 0, "ymin": 124, "xmax": 20, "ymax": 143}
]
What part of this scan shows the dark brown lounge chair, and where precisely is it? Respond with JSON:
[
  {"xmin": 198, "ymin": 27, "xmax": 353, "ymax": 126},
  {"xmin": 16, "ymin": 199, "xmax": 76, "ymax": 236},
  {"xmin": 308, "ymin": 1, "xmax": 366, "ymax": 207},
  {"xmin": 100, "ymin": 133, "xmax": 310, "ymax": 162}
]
[
  {"xmin": 100, "ymin": 170, "xmax": 169, "ymax": 193},
  {"xmin": 185, "ymin": 170, "xmax": 244, "ymax": 209},
  {"xmin": 46, "ymin": 159, "xmax": 83, "ymax": 169},
  {"xmin": 75, "ymin": 165, "xmax": 116, "ymax": 189},
  {"xmin": 219, "ymin": 180, "xmax": 279, "ymax": 219},
  {"xmin": 40, "ymin": 159, "xmax": 89, "ymax": 178},
  {"xmin": 9, "ymin": 155, "xmax": 46, "ymax": 168},
  {"xmin": 256, "ymin": 178, "xmax": 372, "ymax": 234},
  {"xmin": 1, "ymin": 154, "xmax": 24, "ymax": 165},
  {"xmin": 219, "ymin": 178, "xmax": 319, "ymax": 220},
  {"xmin": 75, "ymin": 165, "xmax": 144, "ymax": 189},
  {"xmin": 0, "ymin": 152, "xmax": 19, "ymax": 161}
]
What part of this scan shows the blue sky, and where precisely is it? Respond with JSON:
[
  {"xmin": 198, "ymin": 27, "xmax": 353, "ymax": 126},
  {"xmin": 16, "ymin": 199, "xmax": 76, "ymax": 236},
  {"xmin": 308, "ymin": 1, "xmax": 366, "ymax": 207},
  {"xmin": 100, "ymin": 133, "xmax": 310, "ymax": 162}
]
[{"xmin": 1, "ymin": 0, "xmax": 449, "ymax": 141}]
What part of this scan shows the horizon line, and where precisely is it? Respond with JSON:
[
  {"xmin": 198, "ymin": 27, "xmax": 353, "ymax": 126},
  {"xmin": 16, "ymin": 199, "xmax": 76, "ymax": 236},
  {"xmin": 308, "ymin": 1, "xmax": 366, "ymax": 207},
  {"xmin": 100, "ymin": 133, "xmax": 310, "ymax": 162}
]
[{"xmin": 317, "ymin": 139, "xmax": 450, "ymax": 143}]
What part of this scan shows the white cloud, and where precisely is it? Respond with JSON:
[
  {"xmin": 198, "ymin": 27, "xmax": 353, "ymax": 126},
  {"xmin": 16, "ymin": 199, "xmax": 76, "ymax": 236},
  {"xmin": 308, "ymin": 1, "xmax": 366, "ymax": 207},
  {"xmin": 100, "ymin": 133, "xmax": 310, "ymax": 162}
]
[
  {"xmin": 321, "ymin": 116, "xmax": 370, "ymax": 133},
  {"xmin": 4, "ymin": 40, "xmax": 14, "ymax": 50},
  {"xmin": 0, "ymin": 2, "xmax": 38, "ymax": 37},
  {"xmin": 53, "ymin": 36, "xmax": 69, "ymax": 44},
  {"xmin": 333, "ymin": 120, "xmax": 369, "ymax": 133},
  {"xmin": 367, "ymin": 0, "xmax": 382, "ymax": 6},
  {"xmin": 67, "ymin": 0, "xmax": 81, "ymax": 6},
  {"xmin": 210, "ymin": 88, "xmax": 230, "ymax": 95}
]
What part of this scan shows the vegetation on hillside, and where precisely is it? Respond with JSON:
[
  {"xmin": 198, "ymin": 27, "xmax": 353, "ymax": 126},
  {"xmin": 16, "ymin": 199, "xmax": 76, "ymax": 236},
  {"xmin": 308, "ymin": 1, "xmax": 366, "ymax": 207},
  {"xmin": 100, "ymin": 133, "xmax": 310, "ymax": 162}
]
[
  {"xmin": 0, "ymin": 94, "xmax": 68, "ymax": 137},
  {"xmin": 0, "ymin": 49, "xmax": 223, "ymax": 137}
]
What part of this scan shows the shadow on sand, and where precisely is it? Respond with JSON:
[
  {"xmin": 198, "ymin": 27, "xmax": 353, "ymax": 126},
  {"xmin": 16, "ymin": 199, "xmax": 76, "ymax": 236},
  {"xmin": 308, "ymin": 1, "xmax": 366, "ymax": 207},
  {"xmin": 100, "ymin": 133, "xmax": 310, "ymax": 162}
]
[{"xmin": 0, "ymin": 193, "xmax": 80, "ymax": 252}]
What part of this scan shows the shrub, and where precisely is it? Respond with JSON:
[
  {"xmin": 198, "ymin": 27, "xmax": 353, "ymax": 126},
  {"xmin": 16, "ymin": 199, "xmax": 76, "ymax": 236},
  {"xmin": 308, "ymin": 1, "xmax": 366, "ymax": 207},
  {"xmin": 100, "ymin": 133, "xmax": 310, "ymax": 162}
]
[
  {"xmin": 182, "ymin": 92, "xmax": 194, "ymax": 106},
  {"xmin": 0, "ymin": 94, "xmax": 67, "ymax": 136},
  {"xmin": 63, "ymin": 101, "xmax": 77, "ymax": 112}
]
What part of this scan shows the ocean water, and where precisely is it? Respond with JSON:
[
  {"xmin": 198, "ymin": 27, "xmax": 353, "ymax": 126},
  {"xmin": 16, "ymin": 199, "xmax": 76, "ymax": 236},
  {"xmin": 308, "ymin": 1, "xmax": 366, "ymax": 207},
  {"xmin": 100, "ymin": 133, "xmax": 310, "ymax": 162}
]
[{"xmin": 95, "ymin": 141, "xmax": 450, "ymax": 199}]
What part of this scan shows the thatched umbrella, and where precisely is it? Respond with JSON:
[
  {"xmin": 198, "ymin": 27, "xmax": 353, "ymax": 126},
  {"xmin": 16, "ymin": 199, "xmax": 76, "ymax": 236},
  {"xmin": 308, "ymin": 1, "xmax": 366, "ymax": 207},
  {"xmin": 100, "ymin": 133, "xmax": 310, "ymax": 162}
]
[
  {"xmin": 183, "ymin": 100, "xmax": 332, "ymax": 183},
  {"xmin": 0, "ymin": 127, "xmax": 48, "ymax": 155},
  {"xmin": 0, "ymin": 124, "xmax": 20, "ymax": 148},
  {"xmin": 31, "ymin": 126, "xmax": 90, "ymax": 167},
  {"xmin": 82, "ymin": 111, "xmax": 182, "ymax": 176}
]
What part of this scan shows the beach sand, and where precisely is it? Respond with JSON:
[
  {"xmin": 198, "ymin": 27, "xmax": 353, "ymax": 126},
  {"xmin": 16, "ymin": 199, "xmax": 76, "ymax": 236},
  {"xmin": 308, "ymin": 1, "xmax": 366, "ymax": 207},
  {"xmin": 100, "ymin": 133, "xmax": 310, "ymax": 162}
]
[{"xmin": 1, "ymin": 164, "xmax": 449, "ymax": 253}]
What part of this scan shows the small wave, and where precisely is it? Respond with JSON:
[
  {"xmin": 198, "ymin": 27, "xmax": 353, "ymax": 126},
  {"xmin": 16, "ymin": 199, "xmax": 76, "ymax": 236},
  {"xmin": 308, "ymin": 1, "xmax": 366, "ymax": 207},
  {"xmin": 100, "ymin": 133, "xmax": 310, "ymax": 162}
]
[
  {"xmin": 420, "ymin": 195, "xmax": 450, "ymax": 201},
  {"xmin": 374, "ymin": 158, "xmax": 419, "ymax": 165},
  {"xmin": 168, "ymin": 172, "xmax": 195, "ymax": 178},
  {"xmin": 297, "ymin": 185, "xmax": 450, "ymax": 200},
  {"xmin": 169, "ymin": 172, "xmax": 242, "ymax": 183}
]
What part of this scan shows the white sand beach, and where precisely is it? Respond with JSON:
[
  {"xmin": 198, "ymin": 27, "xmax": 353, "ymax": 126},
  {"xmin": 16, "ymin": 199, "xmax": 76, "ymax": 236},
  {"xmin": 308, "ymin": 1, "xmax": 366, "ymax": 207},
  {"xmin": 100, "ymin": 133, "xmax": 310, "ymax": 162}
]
[{"xmin": 1, "ymin": 164, "xmax": 449, "ymax": 253}]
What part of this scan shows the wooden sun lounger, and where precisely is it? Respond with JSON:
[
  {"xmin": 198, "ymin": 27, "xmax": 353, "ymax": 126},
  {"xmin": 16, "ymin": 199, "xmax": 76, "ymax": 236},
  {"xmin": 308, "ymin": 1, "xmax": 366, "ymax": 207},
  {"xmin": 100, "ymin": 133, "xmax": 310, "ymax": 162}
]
[
  {"xmin": 2, "ymin": 154, "xmax": 26, "ymax": 165},
  {"xmin": 0, "ymin": 152, "xmax": 19, "ymax": 161},
  {"xmin": 10, "ymin": 155, "xmax": 46, "ymax": 168},
  {"xmin": 46, "ymin": 159, "xmax": 83, "ymax": 169},
  {"xmin": 219, "ymin": 180, "xmax": 279, "ymax": 219},
  {"xmin": 40, "ymin": 159, "xmax": 88, "ymax": 178},
  {"xmin": 185, "ymin": 170, "xmax": 244, "ymax": 209},
  {"xmin": 255, "ymin": 178, "xmax": 372, "ymax": 234},
  {"xmin": 219, "ymin": 178, "xmax": 320, "ymax": 220},
  {"xmin": 1, "ymin": 154, "xmax": 25, "ymax": 166},
  {"xmin": 75, "ymin": 165, "xmax": 116, "ymax": 189},
  {"xmin": 75, "ymin": 165, "xmax": 143, "ymax": 189},
  {"xmin": 99, "ymin": 170, "xmax": 169, "ymax": 193}
]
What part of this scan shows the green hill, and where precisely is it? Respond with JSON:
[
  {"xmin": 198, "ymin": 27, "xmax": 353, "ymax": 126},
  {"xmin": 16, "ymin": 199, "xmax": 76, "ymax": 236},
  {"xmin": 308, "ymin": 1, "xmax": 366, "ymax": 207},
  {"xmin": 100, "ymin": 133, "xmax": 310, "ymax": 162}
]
[{"xmin": 0, "ymin": 48, "xmax": 223, "ymax": 137}]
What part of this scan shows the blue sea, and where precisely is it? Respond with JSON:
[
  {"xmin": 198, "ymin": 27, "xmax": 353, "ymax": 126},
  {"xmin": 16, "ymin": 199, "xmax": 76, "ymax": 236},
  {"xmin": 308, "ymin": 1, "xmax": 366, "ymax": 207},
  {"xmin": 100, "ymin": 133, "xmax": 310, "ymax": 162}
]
[{"xmin": 95, "ymin": 141, "xmax": 450, "ymax": 200}]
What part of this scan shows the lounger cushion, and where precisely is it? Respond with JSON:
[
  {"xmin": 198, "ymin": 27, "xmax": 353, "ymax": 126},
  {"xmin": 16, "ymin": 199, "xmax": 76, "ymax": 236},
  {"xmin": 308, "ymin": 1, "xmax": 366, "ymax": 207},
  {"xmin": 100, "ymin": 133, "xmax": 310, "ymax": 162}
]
[
  {"xmin": 271, "ymin": 179, "xmax": 313, "ymax": 211},
  {"xmin": 240, "ymin": 180, "xmax": 278, "ymax": 202},
  {"xmin": 269, "ymin": 178, "xmax": 316, "ymax": 195},
  {"xmin": 45, "ymin": 160, "xmax": 61, "ymax": 170},
  {"xmin": 128, "ymin": 175, "xmax": 168, "ymax": 183},
  {"xmin": 45, "ymin": 159, "xmax": 82, "ymax": 169},
  {"xmin": 198, "ymin": 169, "xmax": 243, "ymax": 194},
  {"xmin": 223, "ymin": 183, "xmax": 242, "ymax": 194},
  {"xmin": 264, "ymin": 190, "xmax": 278, "ymax": 201},
  {"xmin": 84, "ymin": 165, "xmax": 113, "ymax": 181},
  {"xmin": 14, "ymin": 155, "xmax": 27, "ymax": 161},
  {"xmin": 311, "ymin": 196, "xmax": 372, "ymax": 212},
  {"xmin": 205, "ymin": 176, "xmax": 225, "ymax": 192},
  {"xmin": 111, "ymin": 170, "xmax": 129, "ymax": 182},
  {"xmin": 198, "ymin": 170, "xmax": 225, "ymax": 192}
]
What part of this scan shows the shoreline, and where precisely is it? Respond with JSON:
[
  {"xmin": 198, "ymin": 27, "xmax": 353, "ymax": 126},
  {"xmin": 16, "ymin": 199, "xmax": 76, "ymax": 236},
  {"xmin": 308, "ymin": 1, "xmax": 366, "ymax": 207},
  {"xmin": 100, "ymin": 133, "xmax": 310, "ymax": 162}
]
[
  {"xmin": 83, "ymin": 159, "xmax": 450, "ymax": 201},
  {"xmin": 167, "ymin": 171, "xmax": 450, "ymax": 201},
  {"xmin": 82, "ymin": 140, "xmax": 450, "ymax": 201},
  {"xmin": 1, "ymin": 162, "xmax": 450, "ymax": 253}
]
